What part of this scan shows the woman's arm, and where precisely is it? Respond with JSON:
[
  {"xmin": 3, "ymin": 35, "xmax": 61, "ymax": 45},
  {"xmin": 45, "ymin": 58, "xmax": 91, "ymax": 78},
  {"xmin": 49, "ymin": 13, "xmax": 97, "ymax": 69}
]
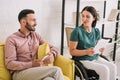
[{"xmin": 69, "ymin": 41, "xmax": 95, "ymax": 56}]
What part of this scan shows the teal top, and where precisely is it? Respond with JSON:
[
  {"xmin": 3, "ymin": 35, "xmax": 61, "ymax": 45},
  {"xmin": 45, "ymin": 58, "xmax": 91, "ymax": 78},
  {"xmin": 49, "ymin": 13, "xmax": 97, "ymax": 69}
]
[{"xmin": 70, "ymin": 26, "xmax": 101, "ymax": 61}]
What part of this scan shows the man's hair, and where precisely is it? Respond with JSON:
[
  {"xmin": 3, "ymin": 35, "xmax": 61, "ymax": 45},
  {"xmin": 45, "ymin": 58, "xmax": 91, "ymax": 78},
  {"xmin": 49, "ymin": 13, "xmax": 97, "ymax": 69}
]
[{"xmin": 18, "ymin": 9, "xmax": 35, "ymax": 22}]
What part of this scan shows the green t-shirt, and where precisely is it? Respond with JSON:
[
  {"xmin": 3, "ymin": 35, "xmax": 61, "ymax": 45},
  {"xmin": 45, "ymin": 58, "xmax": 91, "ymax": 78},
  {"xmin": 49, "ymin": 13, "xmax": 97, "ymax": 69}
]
[{"xmin": 70, "ymin": 26, "xmax": 101, "ymax": 61}]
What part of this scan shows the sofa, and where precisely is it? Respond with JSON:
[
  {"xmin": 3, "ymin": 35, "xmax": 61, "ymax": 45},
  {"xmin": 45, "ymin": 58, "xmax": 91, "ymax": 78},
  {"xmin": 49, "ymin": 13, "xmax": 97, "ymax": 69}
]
[{"xmin": 0, "ymin": 42, "xmax": 74, "ymax": 80}]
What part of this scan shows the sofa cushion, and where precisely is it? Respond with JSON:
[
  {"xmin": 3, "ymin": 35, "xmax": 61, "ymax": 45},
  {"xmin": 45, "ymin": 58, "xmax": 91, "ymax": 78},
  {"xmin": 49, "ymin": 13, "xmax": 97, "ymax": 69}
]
[
  {"xmin": 64, "ymin": 75, "xmax": 70, "ymax": 80},
  {"xmin": 0, "ymin": 43, "xmax": 11, "ymax": 80},
  {"xmin": 37, "ymin": 42, "xmax": 53, "ymax": 66},
  {"xmin": 54, "ymin": 55, "xmax": 74, "ymax": 80}
]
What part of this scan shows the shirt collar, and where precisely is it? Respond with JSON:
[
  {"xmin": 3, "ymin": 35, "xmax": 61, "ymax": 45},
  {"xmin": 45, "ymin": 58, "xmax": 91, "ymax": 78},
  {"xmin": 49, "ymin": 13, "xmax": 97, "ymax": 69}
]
[{"xmin": 17, "ymin": 29, "xmax": 32, "ymax": 38}]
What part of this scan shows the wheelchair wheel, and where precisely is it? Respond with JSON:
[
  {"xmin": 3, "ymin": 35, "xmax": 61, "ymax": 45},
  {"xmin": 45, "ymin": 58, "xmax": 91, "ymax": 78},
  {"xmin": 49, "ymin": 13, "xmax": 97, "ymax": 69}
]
[
  {"xmin": 75, "ymin": 61, "xmax": 89, "ymax": 80},
  {"xmin": 75, "ymin": 61, "xmax": 99, "ymax": 80},
  {"xmin": 75, "ymin": 64, "xmax": 84, "ymax": 80}
]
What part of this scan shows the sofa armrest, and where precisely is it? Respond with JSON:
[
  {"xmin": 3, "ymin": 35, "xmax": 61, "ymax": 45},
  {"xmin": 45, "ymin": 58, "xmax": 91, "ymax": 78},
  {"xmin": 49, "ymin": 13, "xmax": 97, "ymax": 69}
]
[
  {"xmin": 54, "ymin": 55, "xmax": 74, "ymax": 80},
  {"xmin": 0, "ymin": 43, "xmax": 11, "ymax": 80}
]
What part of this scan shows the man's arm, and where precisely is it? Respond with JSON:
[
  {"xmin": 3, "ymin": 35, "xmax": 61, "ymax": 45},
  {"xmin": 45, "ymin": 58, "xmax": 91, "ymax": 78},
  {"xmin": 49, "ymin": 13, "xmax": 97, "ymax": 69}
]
[
  {"xmin": 5, "ymin": 38, "xmax": 32, "ymax": 71},
  {"xmin": 49, "ymin": 45, "xmax": 59, "ymax": 58}
]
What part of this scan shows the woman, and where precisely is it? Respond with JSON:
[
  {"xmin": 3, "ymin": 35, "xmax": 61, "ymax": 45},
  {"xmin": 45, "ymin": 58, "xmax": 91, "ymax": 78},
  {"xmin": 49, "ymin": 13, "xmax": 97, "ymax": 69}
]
[{"xmin": 69, "ymin": 6, "xmax": 117, "ymax": 80}]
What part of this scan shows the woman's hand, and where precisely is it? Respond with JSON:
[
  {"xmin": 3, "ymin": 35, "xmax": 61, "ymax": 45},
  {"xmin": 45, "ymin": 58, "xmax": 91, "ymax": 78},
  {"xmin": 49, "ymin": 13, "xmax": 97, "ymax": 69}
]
[
  {"xmin": 99, "ymin": 47, "xmax": 105, "ymax": 54},
  {"xmin": 87, "ymin": 48, "xmax": 95, "ymax": 56}
]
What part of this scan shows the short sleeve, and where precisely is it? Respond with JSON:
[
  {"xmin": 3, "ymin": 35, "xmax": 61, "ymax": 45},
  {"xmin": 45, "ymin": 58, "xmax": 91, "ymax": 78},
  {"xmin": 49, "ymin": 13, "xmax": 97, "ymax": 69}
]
[
  {"xmin": 95, "ymin": 28, "xmax": 101, "ymax": 40},
  {"xmin": 70, "ymin": 27, "xmax": 79, "ymax": 41}
]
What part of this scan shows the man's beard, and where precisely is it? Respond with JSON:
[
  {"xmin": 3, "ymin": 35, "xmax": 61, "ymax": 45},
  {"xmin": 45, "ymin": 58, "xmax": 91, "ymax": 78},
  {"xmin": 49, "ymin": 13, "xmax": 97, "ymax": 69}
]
[{"xmin": 25, "ymin": 22, "xmax": 36, "ymax": 31}]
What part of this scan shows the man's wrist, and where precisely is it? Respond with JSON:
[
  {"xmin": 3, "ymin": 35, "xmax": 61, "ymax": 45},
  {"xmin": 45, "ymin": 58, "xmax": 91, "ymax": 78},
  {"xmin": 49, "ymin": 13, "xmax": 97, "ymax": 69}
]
[{"xmin": 51, "ymin": 51, "xmax": 56, "ymax": 58}]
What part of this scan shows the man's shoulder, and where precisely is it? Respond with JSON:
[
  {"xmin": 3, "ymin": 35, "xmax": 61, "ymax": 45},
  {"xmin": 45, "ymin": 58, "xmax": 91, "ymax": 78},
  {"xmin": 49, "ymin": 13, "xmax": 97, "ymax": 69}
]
[
  {"xmin": 7, "ymin": 32, "xmax": 17, "ymax": 37},
  {"xmin": 6, "ymin": 32, "xmax": 20, "ymax": 41}
]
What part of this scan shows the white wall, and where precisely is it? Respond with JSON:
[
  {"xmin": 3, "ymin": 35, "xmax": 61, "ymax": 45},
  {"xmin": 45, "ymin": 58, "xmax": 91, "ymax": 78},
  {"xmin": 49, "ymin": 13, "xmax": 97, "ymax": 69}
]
[
  {"xmin": 0, "ymin": 0, "xmax": 62, "ymax": 49},
  {"xmin": 0, "ymin": 0, "xmax": 119, "ymax": 53}
]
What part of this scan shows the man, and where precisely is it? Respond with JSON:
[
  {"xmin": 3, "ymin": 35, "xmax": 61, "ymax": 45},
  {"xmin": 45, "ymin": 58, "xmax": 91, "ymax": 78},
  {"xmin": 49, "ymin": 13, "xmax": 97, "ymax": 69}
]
[{"xmin": 5, "ymin": 9, "xmax": 64, "ymax": 80}]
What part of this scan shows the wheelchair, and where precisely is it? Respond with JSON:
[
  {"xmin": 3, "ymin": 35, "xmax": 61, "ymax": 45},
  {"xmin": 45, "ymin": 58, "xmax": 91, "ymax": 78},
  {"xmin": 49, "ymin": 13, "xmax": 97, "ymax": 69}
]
[
  {"xmin": 73, "ymin": 55, "xmax": 109, "ymax": 80},
  {"xmin": 65, "ymin": 27, "xmax": 110, "ymax": 80}
]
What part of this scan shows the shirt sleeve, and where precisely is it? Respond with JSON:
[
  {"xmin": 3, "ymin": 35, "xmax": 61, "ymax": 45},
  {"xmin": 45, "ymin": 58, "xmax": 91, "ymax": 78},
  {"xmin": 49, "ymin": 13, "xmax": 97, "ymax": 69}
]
[
  {"xmin": 49, "ymin": 45, "xmax": 59, "ymax": 57},
  {"xmin": 95, "ymin": 28, "xmax": 101, "ymax": 40},
  {"xmin": 5, "ymin": 37, "xmax": 32, "ymax": 71},
  {"xmin": 70, "ymin": 27, "xmax": 79, "ymax": 41}
]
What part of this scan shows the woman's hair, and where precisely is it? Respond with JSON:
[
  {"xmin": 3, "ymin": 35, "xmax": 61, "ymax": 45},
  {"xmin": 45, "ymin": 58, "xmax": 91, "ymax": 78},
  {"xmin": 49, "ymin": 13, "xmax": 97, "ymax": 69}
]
[{"xmin": 81, "ymin": 6, "xmax": 99, "ymax": 27}]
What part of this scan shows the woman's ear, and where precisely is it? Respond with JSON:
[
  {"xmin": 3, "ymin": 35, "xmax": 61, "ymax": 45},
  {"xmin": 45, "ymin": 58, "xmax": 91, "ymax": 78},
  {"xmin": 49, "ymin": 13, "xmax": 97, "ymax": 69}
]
[{"xmin": 93, "ymin": 17, "xmax": 95, "ymax": 21}]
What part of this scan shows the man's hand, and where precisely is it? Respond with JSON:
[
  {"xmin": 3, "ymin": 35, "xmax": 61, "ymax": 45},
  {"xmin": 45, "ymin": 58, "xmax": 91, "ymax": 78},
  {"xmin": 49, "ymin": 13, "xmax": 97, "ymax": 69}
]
[
  {"xmin": 50, "ymin": 46, "xmax": 59, "ymax": 57},
  {"xmin": 42, "ymin": 52, "xmax": 54, "ymax": 64},
  {"xmin": 32, "ymin": 59, "xmax": 44, "ymax": 67}
]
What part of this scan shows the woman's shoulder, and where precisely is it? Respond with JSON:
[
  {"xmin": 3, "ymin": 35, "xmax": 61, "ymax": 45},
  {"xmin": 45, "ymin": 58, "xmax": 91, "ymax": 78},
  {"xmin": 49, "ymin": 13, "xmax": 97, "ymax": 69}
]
[
  {"xmin": 93, "ymin": 28, "xmax": 100, "ymax": 33},
  {"xmin": 94, "ymin": 27, "xmax": 99, "ymax": 31},
  {"xmin": 93, "ymin": 28, "xmax": 101, "ymax": 37},
  {"xmin": 71, "ymin": 26, "xmax": 83, "ymax": 34},
  {"xmin": 74, "ymin": 26, "xmax": 83, "ymax": 31}
]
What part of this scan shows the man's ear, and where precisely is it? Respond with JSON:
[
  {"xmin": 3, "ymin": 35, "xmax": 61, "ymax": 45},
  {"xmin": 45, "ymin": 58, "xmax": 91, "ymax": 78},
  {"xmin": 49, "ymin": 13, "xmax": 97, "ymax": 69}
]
[{"xmin": 20, "ymin": 19, "xmax": 26, "ymax": 24}]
